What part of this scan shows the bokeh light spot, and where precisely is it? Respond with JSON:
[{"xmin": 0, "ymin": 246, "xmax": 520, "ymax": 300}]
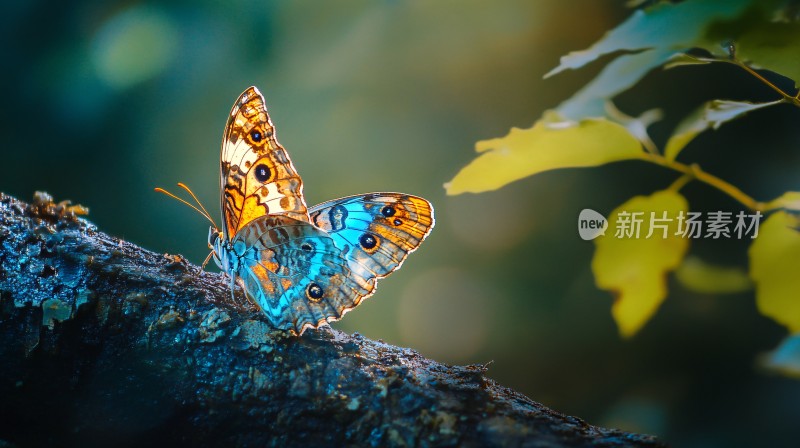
[
  {"xmin": 446, "ymin": 191, "xmax": 534, "ymax": 251},
  {"xmin": 398, "ymin": 267, "xmax": 490, "ymax": 363},
  {"xmin": 91, "ymin": 6, "xmax": 177, "ymax": 88}
]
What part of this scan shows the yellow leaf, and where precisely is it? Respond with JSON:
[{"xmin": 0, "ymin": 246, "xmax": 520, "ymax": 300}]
[
  {"xmin": 445, "ymin": 112, "xmax": 644, "ymax": 195},
  {"xmin": 592, "ymin": 190, "xmax": 690, "ymax": 338},
  {"xmin": 764, "ymin": 191, "xmax": 800, "ymax": 212},
  {"xmin": 748, "ymin": 211, "xmax": 800, "ymax": 332},
  {"xmin": 675, "ymin": 255, "xmax": 752, "ymax": 294}
]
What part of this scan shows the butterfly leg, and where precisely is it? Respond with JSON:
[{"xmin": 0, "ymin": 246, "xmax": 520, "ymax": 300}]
[
  {"xmin": 229, "ymin": 275, "xmax": 237, "ymax": 303},
  {"xmin": 200, "ymin": 250, "xmax": 214, "ymax": 271}
]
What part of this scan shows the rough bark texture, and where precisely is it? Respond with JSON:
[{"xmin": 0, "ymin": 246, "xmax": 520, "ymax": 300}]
[{"xmin": 0, "ymin": 192, "xmax": 665, "ymax": 447}]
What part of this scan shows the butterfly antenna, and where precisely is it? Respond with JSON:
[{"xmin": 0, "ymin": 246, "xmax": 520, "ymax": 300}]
[
  {"xmin": 154, "ymin": 185, "xmax": 217, "ymax": 228},
  {"xmin": 177, "ymin": 182, "xmax": 219, "ymax": 230}
]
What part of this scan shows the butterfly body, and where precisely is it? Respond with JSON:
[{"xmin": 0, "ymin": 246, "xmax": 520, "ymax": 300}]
[{"xmin": 198, "ymin": 87, "xmax": 434, "ymax": 335}]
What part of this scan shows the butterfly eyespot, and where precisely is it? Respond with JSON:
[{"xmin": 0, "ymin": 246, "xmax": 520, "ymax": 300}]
[
  {"xmin": 250, "ymin": 130, "xmax": 263, "ymax": 142},
  {"xmin": 359, "ymin": 233, "xmax": 378, "ymax": 249},
  {"xmin": 301, "ymin": 243, "xmax": 313, "ymax": 252},
  {"xmin": 381, "ymin": 206, "xmax": 396, "ymax": 217},
  {"xmin": 254, "ymin": 164, "xmax": 271, "ymax": 183},
  {"xmin": 393, "ymin": 219, "xmax": 403, "ymax": 226},
  {"xmin": 306, "ymin": 283, "xmax": 324, "ymax": 301}
]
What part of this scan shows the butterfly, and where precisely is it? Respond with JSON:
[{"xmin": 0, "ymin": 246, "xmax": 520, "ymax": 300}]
[{"xmin": 157, "ymin": 87, "xmax": 434, "ymax": 335}]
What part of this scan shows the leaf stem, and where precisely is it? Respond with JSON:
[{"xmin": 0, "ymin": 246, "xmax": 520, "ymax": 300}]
[
  {"xmin": 645, "ymin": 153, "xmax": 764, "ymax": 211},
  {"xmin": 652, "ymin": 54, "xmax": 798, "ymax": 209},
  {"xmin": 667, "ymin": 173, "xmax": 693, "ymax": 192},
  {"xmin": 731, "ymin": 60, "xmax": 800, "ymax": 107}
]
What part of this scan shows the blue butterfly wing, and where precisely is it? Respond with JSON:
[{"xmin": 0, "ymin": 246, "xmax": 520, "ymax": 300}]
[
  {"xmin": 308, "ymin": 193, "xmax": 434, "ymax": 280},
  {"xmin": 232, "ymin": 215, "xmax": 376, "ymax": 334}
]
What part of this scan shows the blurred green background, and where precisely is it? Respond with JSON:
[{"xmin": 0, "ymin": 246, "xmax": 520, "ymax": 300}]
[{"xmin": 3, "ymin": 1, "xmax": 800, "ymax": 446}]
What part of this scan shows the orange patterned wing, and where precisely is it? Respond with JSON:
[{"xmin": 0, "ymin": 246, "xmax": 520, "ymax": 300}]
[
  {"xmin": 308, "ymin": 193, "xmax": 434, "ymax": 280},
  {"xmin": 220, "ymin": 86, "xmax": 308, "ymax": 240}
]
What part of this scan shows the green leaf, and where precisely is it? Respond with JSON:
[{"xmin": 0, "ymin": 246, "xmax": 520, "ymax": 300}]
[
  {"xmin": 444, "ymin": 113, "xmax": 644, "ymax": 195},
  {"xmin": 675, "ymin": 255, "xmax": 752, "ymax": 294},
  {"xmin": 592, "ymin": 190, "xmax": 690, "ymax": 338},
  {"xmin": 664, "ymin": 99, "xmax": 782, "ymax": 161},
  {"xmin": 738, "ymin": 22, "xmax": 800, "ymax": 87},
  {"xmin": 700, "ymin": 7, "xmax": 800, "ymax": 86},
  {"xmin": 547, "ymin": 0, "xmax": 796, "ymax": 120},
  {"xmin": 748, "ymin": 211, "xmax": 800, "ymax": 332},
  {"xmin": 545, "ymin": 0, "xmax": 755, "ymax": 78},
  {"xmin": 556, "ymin": 48, "xmax": 674, "ymax": 120}
]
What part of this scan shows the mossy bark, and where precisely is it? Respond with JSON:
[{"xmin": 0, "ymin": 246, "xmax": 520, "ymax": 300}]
[{"xmin": 0, "ymin": 192, "xmax": 665, "ymax": 447}]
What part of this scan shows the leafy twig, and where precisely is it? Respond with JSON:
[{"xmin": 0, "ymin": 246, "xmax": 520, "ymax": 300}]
[
  {"xmin": 729, "ymin": 59, "xmax": 800, "ymax": 107},
  {"xmin": 645, "ymin": 153, "xmax": 764, "ymax": 211}
]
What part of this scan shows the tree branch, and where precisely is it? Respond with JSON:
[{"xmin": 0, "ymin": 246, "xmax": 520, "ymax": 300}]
[{"xmin": 0, "ymin": 192, "xmax": 664, "ymax": 447}]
